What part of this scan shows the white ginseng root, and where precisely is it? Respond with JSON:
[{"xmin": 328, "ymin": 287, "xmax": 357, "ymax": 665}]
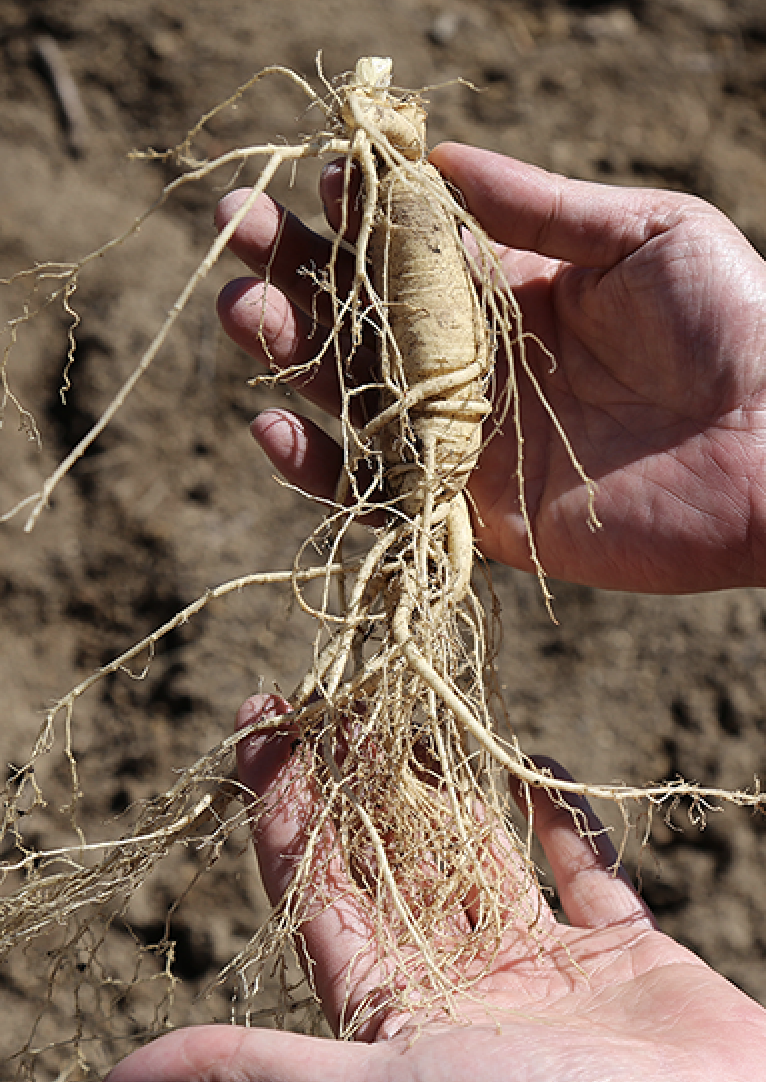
[
  {"xmin": 3, "ymin": 56, "xmax": 765, "ymax": 1063},
  {"xmin": 256, "ymin": 60, "xmax": 541, "ymax": 1028}
]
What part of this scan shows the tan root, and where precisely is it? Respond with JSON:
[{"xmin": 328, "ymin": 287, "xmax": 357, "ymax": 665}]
[{"xmin": 1, "ymin": 55, "xmax": 764, "ymax": 1075}]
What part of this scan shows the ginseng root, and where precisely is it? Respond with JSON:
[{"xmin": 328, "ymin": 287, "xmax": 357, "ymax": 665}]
[{"xmin": 2, "ymin": 56, "xmax": 765, "ymax": 1068}]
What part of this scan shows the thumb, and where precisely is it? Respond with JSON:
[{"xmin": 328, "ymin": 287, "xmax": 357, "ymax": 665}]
[
  {"xmin": 105, "ymin": 1024, "xmax": 379, "ymax": 1082},
  {"xmin": 429, "ymin": 141, "xmax": 681, "ymax": 269}
]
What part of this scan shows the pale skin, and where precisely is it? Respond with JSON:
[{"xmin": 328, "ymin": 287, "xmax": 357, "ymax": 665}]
[
  {"xmin": 107, "ymin": 697, "xmax": 766, "ymax": 1082},
  {"xmin": 107, "ymin": 144, "xmax": 766, "ymax": 1080},
  {"xmin": 218, "ymin": 142, "xmax": 766, "ymax": 593}
]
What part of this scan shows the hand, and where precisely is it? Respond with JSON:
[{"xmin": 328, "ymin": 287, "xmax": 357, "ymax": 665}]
[
  {"xmin": 215, "ymin": 142, "xmax": 766, "ymax": 593},
  {"xmin": 107, "ymin": 693, "xmax": 766, "ymax": 1082}
]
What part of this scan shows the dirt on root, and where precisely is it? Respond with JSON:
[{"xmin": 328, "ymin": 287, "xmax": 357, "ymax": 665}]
[{"xmin": 2, "ymin": 0, "xmax": 766, "ymax": 1076}]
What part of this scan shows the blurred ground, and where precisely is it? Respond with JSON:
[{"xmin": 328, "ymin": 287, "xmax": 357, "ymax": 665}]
[{"xmin": 2, "ymin": 0, "xmax": 766, "ymax": 1076}]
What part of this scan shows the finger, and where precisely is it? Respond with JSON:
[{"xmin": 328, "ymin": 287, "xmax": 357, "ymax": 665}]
[
  {"xmin": 251, "ymin": 409, "xmax": 385, "ymax": 523},
  {"xmin": 235, "ymin": 696, "xmax": 390, "ymax": 1036},
  {"xmin": 215, "ymin": 190, "xmax": 356, "ymax": 326},
  {"xmin": 462, "ymin": 814, "xmax": 554, "ymax": 937},
  {"xmin": 251, "ymin": 408, "xmax": 342, "ymax": 504},
  {"xmin": 218, "ymin": 276, "xmax": 342, "ymax": 416},
  {"xmin": 105, "ymin": 1024, "xmax": 377, "ymax": 1082},
  {"xmin": 320, "ymin": 157, "xmax": 362, "ymax": 241},
  {"xmin": 235, "ymin": 692, "xmax": 296, "ymax": 797},
  {"xmin": 217, "ymin": 277, "xmax": 377, "ymax": 423},
  {"xmin": 430, "ymin": 142, "xmax": 695, "ymax": 270},
  {"xmin": 511, "ymin": 757, "xmax": 656, "ymax": 931}
]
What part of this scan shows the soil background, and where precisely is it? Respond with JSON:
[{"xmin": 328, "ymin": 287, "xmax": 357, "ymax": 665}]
[{"xmin": 2, "ymin": 0, "xmax": 766, "ymax": 1077}]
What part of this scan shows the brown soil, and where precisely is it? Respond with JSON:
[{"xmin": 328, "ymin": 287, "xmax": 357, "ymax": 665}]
[{"xmin": 2, "ymin": 0, "xmax": 766, "ymax": 1076}]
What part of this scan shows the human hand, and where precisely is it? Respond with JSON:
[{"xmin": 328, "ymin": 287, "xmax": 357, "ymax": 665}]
[
  {"xmin": 215, "ymin": 143, "xmax": 766, "ymax": 594},
  {"xmin": 107, "ymin": 693, "xmax": 766, "ymax": 1082}
]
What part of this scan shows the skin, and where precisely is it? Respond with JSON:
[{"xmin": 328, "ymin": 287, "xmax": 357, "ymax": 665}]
[
  {"xmin": 107, "ymin": 694, "xmax": 766, "ymax": 1082},
  {"xmin": 216, "ymin": 142, "xmax": 766, "ymax": 593},
  {"xmin": 107, "ymin": 144, "xmax": 766, "ymax": 1079}
]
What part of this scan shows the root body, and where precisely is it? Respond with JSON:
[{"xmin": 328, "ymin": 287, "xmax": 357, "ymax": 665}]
[
  {"xmin": 269, "ymin": 58, "xmax": 535, "ymax": 1029},
  {"xmin": 371, "ymin": 161, "xmax": 490, "ymax": 517}
]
